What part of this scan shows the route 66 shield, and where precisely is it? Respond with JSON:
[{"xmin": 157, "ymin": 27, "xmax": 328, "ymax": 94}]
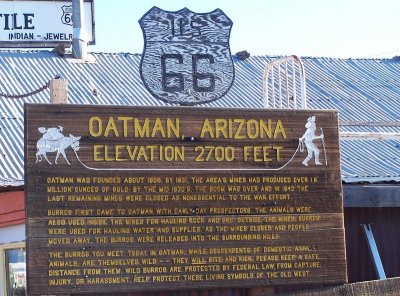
[
  {"xmin": 139, "ymin": 7, "xmax": 235, "ymax": 105},
  {"xmin": 61, "ymin": 5, "xmax": 73, "ymax": 26}
]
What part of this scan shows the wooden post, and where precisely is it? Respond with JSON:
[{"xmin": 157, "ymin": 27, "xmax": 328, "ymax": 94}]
[
  {"xmin": 281, "ymin": 277, "xmax": 400, "ymax": 296},
  {"xmin": 50, "ymin": 78, "xmax": 68, "ymax": 104}
]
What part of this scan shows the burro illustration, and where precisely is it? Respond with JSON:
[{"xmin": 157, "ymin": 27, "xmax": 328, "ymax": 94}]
[
  {"xmin": 35, "ymin": 126, "xmax": 81, "ymax": 165},
  {"xmin": 299, "ymin": 116, "xmax": 327, "ymax": 166}
]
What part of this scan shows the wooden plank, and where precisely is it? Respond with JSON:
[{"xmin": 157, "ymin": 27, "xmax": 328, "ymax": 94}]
[
  {"xmin": 50, "ymin": 78, "xmax": 68, "ymax": 104},
  {"xmin": 27, "ymin": 228, "xmax": 346, "ymax": 294},
  {"xmin": 25, "ymin": 104, "xmax": 346, "ymax": 295},
  {"xmin": 282, "ymin": 277, "xmax": 400, "ymax": 296},
  {"xmin": 344, "ymin": 185, "xmax": 400, "ymax": 207},
  {"xmin": 0, "ymin": 191, "xmax": 25, "ymax": 227},
  {"xmin": 248, "ymin": 287, "xmax": 275, "ymax": 295},
  {"xmin": 26, "ymin": 172, "xmax": 342, "ymax": 218},
  {"xmin": 27, "ymin": 213, "xmax": 344, "ymax": 238}
]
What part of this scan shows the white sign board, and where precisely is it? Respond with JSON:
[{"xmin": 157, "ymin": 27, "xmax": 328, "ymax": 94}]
[{"xmin": 0, "ymin": 0, "xmax": 94, "ymax": 47}]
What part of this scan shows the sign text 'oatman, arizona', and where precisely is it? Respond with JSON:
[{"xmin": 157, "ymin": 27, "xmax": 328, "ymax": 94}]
[{"xmin": 25, "ymin": 104, "xmax": 347, "ymax": 295}]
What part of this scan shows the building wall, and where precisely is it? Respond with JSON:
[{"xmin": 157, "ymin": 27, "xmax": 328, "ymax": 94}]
[
  {"xmin": 0, "ymin": 191, "xmax": 24, "ymax": 228},
  {"xmin": 0, "ymin": 191, "xmax": 26, "ymax": 295},
  {"xmin": 344, "ymin": 207, "xmax": 400, "ymax": 282}
]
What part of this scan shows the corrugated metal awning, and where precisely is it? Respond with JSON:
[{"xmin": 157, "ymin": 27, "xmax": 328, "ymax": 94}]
[{"xmin": 0, "ymin": 51, "xmax": 398, "ymax": 186}]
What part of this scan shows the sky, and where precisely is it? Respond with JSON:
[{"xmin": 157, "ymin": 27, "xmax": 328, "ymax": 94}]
[{"xmin": 89, "ymin": 0, "xmax": 400, "ymax": 59}]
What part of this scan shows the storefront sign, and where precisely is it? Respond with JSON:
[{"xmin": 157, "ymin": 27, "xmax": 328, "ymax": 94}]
[
  {"xmin": 25, "ymin": 104, "xmax": 347, "ymax": 294},
  {"xmin": 139, "ymin": 7, "xmax": 234, "ymax": 105},
  {"xmin": 0, "ymin": 0, "xmax": 95, "ymax": 47}
]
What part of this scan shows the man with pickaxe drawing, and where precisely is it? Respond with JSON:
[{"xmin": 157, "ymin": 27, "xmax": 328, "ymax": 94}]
[{"xmin": 299, "ymin": 116, "xmax": 326, "ymax": 166}]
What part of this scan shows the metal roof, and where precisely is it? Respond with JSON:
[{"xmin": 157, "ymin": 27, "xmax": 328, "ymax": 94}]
[{"xmin": 0, "ymin": 50, "xmax": 399, "ymax": 186}]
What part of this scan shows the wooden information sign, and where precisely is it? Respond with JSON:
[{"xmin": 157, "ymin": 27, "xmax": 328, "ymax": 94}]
[{"xmin": 25, "ymin": 104, "xmax": 347, "ymax": 295}]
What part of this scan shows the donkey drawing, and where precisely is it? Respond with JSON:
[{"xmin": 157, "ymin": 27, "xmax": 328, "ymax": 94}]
[{"xmin": 36, "ymin": 133, "xmax": 81, "ymax": 165}]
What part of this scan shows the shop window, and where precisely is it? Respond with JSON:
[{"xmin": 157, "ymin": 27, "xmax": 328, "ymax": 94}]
[{"xmin": 5, "ymin": 248, "xmax": 26, "ymax": 296}]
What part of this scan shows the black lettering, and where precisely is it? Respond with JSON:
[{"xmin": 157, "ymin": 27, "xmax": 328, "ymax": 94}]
[
  {"xmin": 23, "ymin": 13, "xmax": 35, "ymax": 29},
  {"xmin": 190, "ymin": 18, "xmax": 202, "ymax": 37},
  {"xmin": 161, "ymin": 54, "xmax": 184, "ymax": 92},
  {"xmin": 167, "ymin": 15, "xmax": 188, "ymax": 36},
  {"xmin": 13, "ymin": 13, "xmax": 22, "ymax": 29},
  {"xmin": 192, "ymin": 54, "xmax": 215, "ymax": 92},
  {"xmin": 178, "ymin": 18, "xmax": 186, "ymax": 36},
  {"xmin": 2, "ymin": 14, "xmax": 11, "ymax": 30}
]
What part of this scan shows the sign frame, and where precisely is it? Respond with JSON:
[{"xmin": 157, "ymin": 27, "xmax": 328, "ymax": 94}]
[
  {"xmin": 25, "ymin": 104, "xmax": 347, "ymax": 294},
  {"xmin": 0, "ymin": 0, "xmax": 95, "ymax": 48}
]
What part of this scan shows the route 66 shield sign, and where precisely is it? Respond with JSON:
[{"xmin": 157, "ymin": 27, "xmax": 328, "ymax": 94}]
[
  {"xmin": 61, "ymin": 5, "xmax": 73, "ymax": 26},
  {"xmin": 139, "ymin": 7, "xmax": 235, "ymax": 105}
]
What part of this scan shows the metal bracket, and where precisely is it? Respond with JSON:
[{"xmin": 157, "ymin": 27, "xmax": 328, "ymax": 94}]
[
  {"xmin": 361, "ymin": 223, "xmax": 386, "ymax": 279},
  {"xmin": 263, "ymin": 55, "xmax": 307, "ymax": 109}
]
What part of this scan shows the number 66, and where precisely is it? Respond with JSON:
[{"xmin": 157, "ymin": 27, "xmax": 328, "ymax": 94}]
[{"xmin": 161, "ymin": 54, "xmax": 215, "ymax": 92}]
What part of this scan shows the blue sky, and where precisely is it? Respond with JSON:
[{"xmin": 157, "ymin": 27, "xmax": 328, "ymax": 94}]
[{"xmin": 89, "ymin": 0, "xmax": 400, "ymax": 58}]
